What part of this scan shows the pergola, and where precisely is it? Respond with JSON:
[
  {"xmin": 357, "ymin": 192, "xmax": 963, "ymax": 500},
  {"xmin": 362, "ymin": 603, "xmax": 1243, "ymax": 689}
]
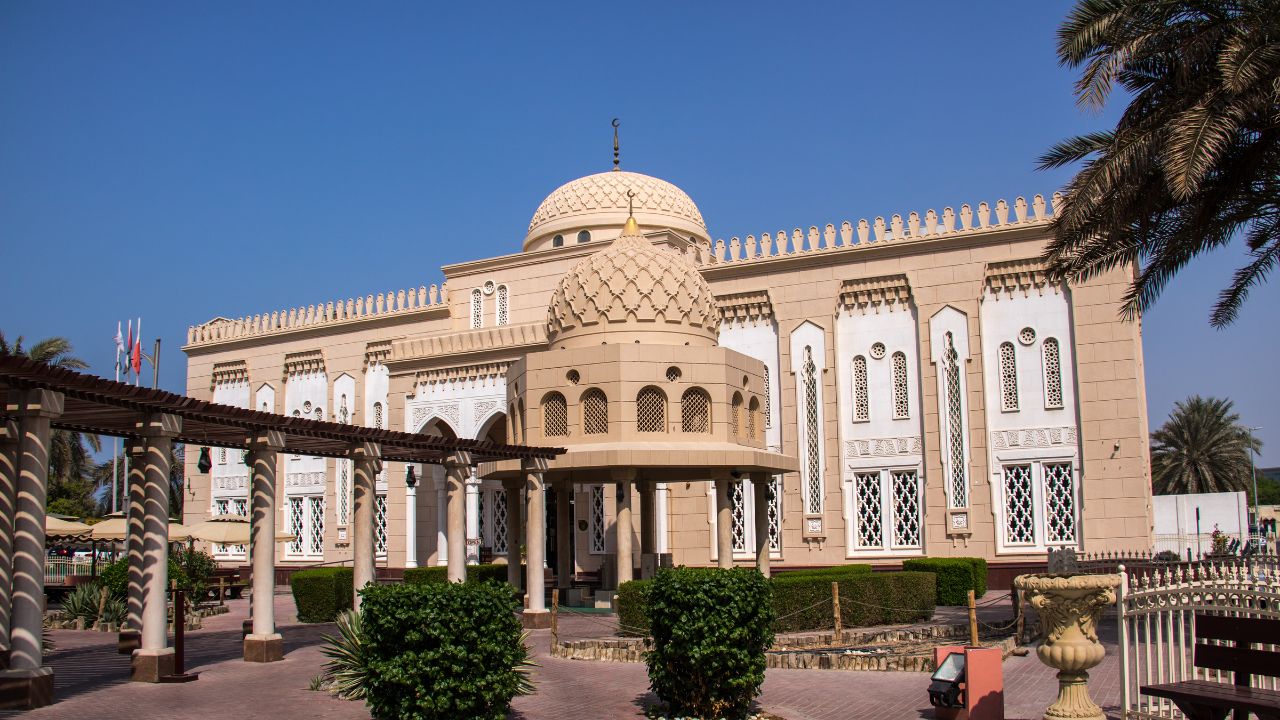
[{"xmin": 0, "ymin": 354, "xmax": 563, "ymax": 708}]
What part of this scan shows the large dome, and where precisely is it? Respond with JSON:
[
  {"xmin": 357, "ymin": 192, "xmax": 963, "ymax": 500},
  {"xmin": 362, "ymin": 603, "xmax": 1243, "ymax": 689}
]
[
  {"xmin": 524, "ymin": 170, "xmax": 708, "ymax": 251},
  {"xmin": 546, "ymin": 216, "xmax": 719, "ymax": 349}
]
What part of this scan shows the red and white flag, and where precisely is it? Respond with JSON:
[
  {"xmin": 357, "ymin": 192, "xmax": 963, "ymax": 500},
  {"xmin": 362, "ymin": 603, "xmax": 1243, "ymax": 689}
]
[
  {"xmin": 125, "ymin": 320, "xmax": 133, "ymax": 378},
  {"xmin": 131, "ymin": 318, "xmax": 142, "ymax": 376},
  {"xmin": 113, "ymin": 321, "xmax": 125, "ymax": 371}
]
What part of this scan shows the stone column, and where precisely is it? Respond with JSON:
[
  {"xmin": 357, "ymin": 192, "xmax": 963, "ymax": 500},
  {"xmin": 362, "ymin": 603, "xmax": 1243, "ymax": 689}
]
[
  {"xmin": 613, "ymin": 469, "xmax": 636, "ymax": 585},
  {"xmin": 555, "ymin": 480, "xmax": 572, "ymax": 590},
  {"xmin": 502, "ymin": 478, "xmax": 522, "ymax": 590},
  {"xmin": 655, "ymin": 482, "xmax": 670, "ymax": 555},
  {"xmin": 131, "ymin": 413, "xmax": 180, "ymax": 683},
  {"xmin": 350, "ymin": 443, "xmax": 381, "ymax": 610},
  {"xmin": 639, "ymin": 481, "xmax": 656, "ymax": 579},
  {"xmin": 0, "ymin": 420, "xmax": 19, "ymax": 669},
  {"xmin": 523, "ymin": 463, "xmax": 549, "ymax": 628},
  {"xmin": 751, "ymin": 473, "xmax": 771, "ymax": 578},
  {"xmin": 443, "ymin": 454, "xmax": 471, "ymax": 582},
  {"xmin": 244, "ymin": 430, "xmax": 284, "ymax": 663},
  {"xmin": 714, "ymin": 474, "xmax": 733, "ymax": 569},
  {"xmin": 1, "ymin": 389, "xmax": 61, "ymax": 707},
  {"xmin": 465, "ymin": 475, "xmax": 480, "ymax": 565},
  {"xmin": 119, "ymin": 442, "xmax": 146, "ymax": 654},
  {"xmin": 404, "ymin": 467, "xmax": 418, "ymax": 569},
  {"xmin": 435, "ymin": 483, "xmax": 448, "ymax": 566}
]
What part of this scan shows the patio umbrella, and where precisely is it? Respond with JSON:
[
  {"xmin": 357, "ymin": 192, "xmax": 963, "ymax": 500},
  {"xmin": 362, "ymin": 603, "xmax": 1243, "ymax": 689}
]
[
  {"xmin": 90, "ymin": 513, "xmax": 194, "ymax": 542},
  {"xmin": 185, "ymin": 515, "xmax": 296, "ymax": 545},
  {"xmin": 46, "ymin": 517, "xmax": 93, "ymax": 541}
]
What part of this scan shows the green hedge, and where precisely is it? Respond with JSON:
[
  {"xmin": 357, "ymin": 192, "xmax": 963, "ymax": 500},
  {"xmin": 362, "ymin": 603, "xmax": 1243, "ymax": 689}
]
[
  {"xmin": 771, "ymin": 564, "xmax": 873, "ymax": 580},
  {"xmin": 99, "ymin": 557, "xmax": 189, "ymax": 600},
  {"xmin": 645, "ymin": 567, "xmax": 773, "ymax": 720},
  {"xmin": 361, "ymin": 581, "xmax": 529, "ymax": 720},
  {"xmin": 616, "ymin": 579, "xmax": 652, "ymax": 637},
  {"xmin": 770, "ymin": 571, "xmax": 935, "ymax": 633},
  {"xmin": 901, "ymin": 557, "xmax": 986, "ymax": 605},
  {"xmin": 402, "ymin": 563, "xmax": 510, "ymax": 585},
  {"xmin": 291, "ymin": 568, "xmax": 354, "ymax": 623}
]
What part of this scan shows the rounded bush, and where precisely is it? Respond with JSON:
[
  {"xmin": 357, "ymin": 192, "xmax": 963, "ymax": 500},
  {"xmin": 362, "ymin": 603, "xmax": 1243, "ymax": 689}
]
[
  {"xmin": 901, "ymin": 557, "xmax": 986, "ymax": 606},
  {"xmin": 360, "ymin": 581, "xmax": 529, "ymax": 720},
  {"xmin": 645, "ymin": 567, "xmax": 773, "ymax": 720}
]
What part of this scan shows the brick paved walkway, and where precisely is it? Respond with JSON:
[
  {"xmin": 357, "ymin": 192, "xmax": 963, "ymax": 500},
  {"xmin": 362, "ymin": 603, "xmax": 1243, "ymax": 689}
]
[{"xmin": 12, "ymin": 590, "xmax": 1122, "ymax": 720}]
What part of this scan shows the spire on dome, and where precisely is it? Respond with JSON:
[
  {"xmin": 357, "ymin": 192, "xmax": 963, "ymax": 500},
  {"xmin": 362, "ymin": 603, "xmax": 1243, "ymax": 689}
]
[{"xmin": 612, "ymin": 118, "xmax": 620, "ymax": 171}]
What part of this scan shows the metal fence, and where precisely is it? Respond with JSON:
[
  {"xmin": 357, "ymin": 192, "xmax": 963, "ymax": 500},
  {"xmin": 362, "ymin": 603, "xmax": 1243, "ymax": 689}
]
[
  {"xmin": 1116, "ymin": 558, "xmax": 1280, "ymax": 719},
  {"xmin": 44, "ymin": 556, "xmax": 95, "ymax": 586}
]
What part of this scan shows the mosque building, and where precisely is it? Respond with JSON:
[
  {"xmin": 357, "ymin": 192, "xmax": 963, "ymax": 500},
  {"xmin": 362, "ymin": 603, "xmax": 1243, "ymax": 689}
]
[{"xmin": 182, "ymin": 140, "xmax": 1153, "ymax": 594}]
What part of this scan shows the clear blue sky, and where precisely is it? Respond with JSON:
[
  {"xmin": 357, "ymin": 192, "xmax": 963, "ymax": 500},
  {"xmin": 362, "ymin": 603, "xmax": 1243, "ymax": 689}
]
[{"xmin": 2, "ymin": 1, "xmax": 1276, "ymax": 465}]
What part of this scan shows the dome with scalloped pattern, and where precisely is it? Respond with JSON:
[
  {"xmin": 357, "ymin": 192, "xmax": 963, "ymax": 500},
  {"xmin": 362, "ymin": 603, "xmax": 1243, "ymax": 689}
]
[
  {"xmin": 524, "ymin": 170, "xmax": 708, "ymax": 251},
  {"xmin": 546, "ymin": 216, "xmax": 718, "ymax": 349}
]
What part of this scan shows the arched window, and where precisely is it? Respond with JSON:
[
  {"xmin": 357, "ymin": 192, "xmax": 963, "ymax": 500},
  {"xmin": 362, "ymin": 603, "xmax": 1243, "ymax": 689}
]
[
  {"xmin": 1042, "ymin": 338, "xmax": 1063, "ymax": 409},
  {"xmin": 943, "ymin": 333, "xmax": 967, "ymax": 507},
  {"xmin": 372, "ymin": 402, "xmax": 384, "ymax": 429},
  {"xmin": 577, "ymin": 230, "xmax": 591, "ymax": 244},
  {"xmin": 852, "ymin": 355, "xmax": 869, "ymax": 422},
  {"xmin": 763, "ymin": 365, "xmax": 772, "ymax": 429},
  {"xmin": 314, "ymin": 407, "xmax": 324, "ymax": 421},
  {"xmin": 802, "ymin": 346, "xmax": 822, "ymax": 514},
  {"xmin": 891, "ymin": 351, "xmax": 909, "ymax": 419},
  {"xmin": 552, "ymin": 234, "xmax": 564, "ymax": 248},
  {"xmin": 999, "ymin": 341, "xmax": 1019, "ymax": 411},
  {"xmin": 496, "ymin": 285, "xmax": 509, "ymax": 326},
  {"xmin": 542, "ymin": 393, "xmax": 567, "ymax": 437},
  {"xmin": 582, "ymin": 389, "xmax": 608, "ymax": 434},
  {"xmin": 730, "ymin": 392, "xmax": 743, "ymax": 437},
  {"xmin": 636, "ymin": 386, "xmax": 666, "ymax": 433},
  {"xmin": 747, "ymin": 397, "xmax": 760, "ymax": 441},
  {"xmin": 470, "ymin": 288, "xmax": 483, "ymax": 329},
  {"xmin": 681, "ymin": 388, "xmax": 710, "ymax": 433}
]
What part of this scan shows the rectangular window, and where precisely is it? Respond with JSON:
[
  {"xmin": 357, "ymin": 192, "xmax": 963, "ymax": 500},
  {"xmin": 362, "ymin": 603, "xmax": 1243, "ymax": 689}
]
[
  {"xmin": 1044, "ymin": 463, "xmax": 1076, "ymax": 544},
  {"xmin": 729, "ymin": 480, "xmax": 747, "ymax": 553},
  {"xmin": 850, "ymin": 468, "xmax": 922, "ymax": 553},
  {"xmin": 589, "ymin": 485, "xmax": 606, "ymax": 554},
  {"xmin": 768, "ymin": 477, "xmax": 782, "ymax": 551},
  {"xmin": 375, "ymin": 494, "xmax": 387, "ymax": 557},
  {"xmin": 1003, "ymin": 464, "xmax": 1036, "ymax": 546},
  {"xmin": 287, "ymin": 494, "xmax": 325, "ymax": 558},
  {"xmin": 853, "ymin": 472, "xmax": 883, "ymax": 549},
  {"xmin": 492, "ymin": 489, "xmax": 509, "ymax": 555}
]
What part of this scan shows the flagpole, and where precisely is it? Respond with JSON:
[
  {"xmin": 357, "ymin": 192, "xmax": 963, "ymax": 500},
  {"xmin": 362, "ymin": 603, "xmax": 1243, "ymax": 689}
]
[
  {"xmin": 152, "ymin": 338, "xmax": 161, "ymax": 389},
  {"xmin": 112, "ymin": 320, "xmax": 122, "ymax": 514}
]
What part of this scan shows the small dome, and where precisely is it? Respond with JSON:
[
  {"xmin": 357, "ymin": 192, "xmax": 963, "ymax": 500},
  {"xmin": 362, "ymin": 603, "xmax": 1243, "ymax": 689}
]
[
  {"xmin": 525, "ymin": 171, "xmax": 707, "ymax": 251},
  {"xmin": 547, "ymin": 216, "xmax": 718, "ymax": 349}
]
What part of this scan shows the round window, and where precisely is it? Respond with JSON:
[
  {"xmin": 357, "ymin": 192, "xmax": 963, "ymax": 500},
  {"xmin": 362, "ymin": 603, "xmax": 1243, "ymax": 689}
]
[
  {"xmin": 566, "ymin": 369, "xmax": 581, "ymax": 385},
  {"xmin": 1018, "ymin": 327, "xmax": 1037, "ymax": 345},
  {"xmin": 870, "ymin": 342, "xmax": 887, "ymax": 359},
  {"xmin": 483, "ymin": 280, "xmax": 495, "ymax": 295}
]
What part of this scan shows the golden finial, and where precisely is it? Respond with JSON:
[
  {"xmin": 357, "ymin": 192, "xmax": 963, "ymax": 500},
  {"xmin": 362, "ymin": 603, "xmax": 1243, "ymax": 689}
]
[
  {"xmin": 612, "ymin": 118, "xmax": 620, "ymax": 171},
  {"xmin": 623, "ymin": 189, "xmax": 639, "ymax": 234}
]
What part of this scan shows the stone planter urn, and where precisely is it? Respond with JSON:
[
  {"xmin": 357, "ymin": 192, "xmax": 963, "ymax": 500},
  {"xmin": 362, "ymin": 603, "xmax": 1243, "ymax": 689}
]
[{"xmin": 1014, "ymin": 573, "xmax": 1120, "ymax": 720}]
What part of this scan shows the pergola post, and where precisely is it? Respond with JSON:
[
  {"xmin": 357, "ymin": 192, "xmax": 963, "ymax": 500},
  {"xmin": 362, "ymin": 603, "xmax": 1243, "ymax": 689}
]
[
  {"xmin": 639, "ymin": 481, "xmax": 656, "ymax": 579},
  {"xmin": 523, "ymin": 462, "xmax": 549, "ymax": 628},
  {"xmin": 132, "ymin": 412, "xmax": 180, "ymax": 683},
  {"xmin": 465, "ymin": 474, "xmax": 480, "ymax": 565},
  {"xmin": 612, "ymin": 469, "xmax": 635, "ymax": 586},
  {"xmin": 443, "ymin": 453, "xmax": 471, "ymax": 582},
  {"xmin": 713, "ymin": 473, "xmax": 733, "ymax": 570},
  {"xmin": 244, "ymin": 430, "xmax": 283, "ymax": 663},
  {"xmin": 404, "ymin": 466, "xmax": 418, "ymax": 569},
  {"xmin": 555, "ymin": 480, "xmax": 571, "ymax": 590},
  {"xmin": 119, "ymin": 441, "xmax": 146, "ymax": 654},
  {"xmin": 502, "ymin": 478, "xmax": 522, "ymax": 590},
  {"xmin": 0, "ymin": 420, "xmax": 19, "ymax": 669},
  {"xmin": 0, "ymin": 390, "xmax": 61, "ymax": 708},
  {"xmin": 350, "ymin": 442, "xmax": 381, "ymax": 610},
  {"xmin": 751, "ymin": 473, "xmax": 771, "ymax": 578}
]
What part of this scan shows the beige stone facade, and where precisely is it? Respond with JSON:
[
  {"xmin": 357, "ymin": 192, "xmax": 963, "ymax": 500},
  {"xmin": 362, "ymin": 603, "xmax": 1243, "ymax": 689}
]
[{"xmin": 183, "ymin": 168, "xmax": 1154, "ymax": 581}]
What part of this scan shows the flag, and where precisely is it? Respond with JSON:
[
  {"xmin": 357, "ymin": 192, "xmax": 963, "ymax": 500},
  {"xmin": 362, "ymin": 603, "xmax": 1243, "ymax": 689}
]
[
  {"xmin": 125, "ymin": 320, "xmax": 133, "ymax": 377},
  {"xmin": 132, "ymin": 318, "xmax": 142, "ymax": 376},
  {"xmin": 114, "ymin": 321, "xmax": 125, "ymax": 374}
]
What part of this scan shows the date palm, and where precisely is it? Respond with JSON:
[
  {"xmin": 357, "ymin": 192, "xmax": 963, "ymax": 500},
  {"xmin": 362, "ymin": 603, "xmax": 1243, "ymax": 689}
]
[
  {"xmin": 1040, "ymin": 0, "xmax": 1280, "ymax": 327},
  {"xmin": 1151, "ymin": 396, "xmax": 1262, "ymax": 495}
]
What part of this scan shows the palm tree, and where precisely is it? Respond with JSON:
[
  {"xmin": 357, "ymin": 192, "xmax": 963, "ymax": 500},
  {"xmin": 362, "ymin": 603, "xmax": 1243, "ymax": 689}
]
[
  {"xmin": 1040, "ymin": 0, "xmax": 1280, "ymax": 327},
  {"xmin": 1151, "ymin": 396, "xmax": 1262, "ymax": 495},
  {"xmin": 1, "ymin": 332, "xmax": 103, "ymax": 515}
]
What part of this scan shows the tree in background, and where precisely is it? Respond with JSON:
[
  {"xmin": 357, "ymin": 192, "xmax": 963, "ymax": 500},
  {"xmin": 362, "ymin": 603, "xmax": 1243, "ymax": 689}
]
[
  {"xmin": 1, "ymin": 332, "xmax": 103, "ymax": 516},
  {"xmin": 1151, "ymin": 396, "xmax": 1262, "ymax": 495},
  {"xmin": 1041, "ymin": 0, "xmax": 1280, "ymax": 327}
]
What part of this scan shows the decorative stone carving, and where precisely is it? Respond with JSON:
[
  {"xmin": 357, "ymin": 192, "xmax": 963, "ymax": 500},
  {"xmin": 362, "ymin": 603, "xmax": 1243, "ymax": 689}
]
[
  {"xmin": 212, "ymin": 474, "xmax": 248, "ymax": 492},
  {"xmin": 282, "ymin": 349, "xmax": 325, "ymax": 380},
  {"xmin": 717, "ymin": 289, "xmax": 774, "ymax": 327},
  {"xmin": 991, "ymin": 426, "xmax": 1077, "ymax": 450},
  {"xmin": 210, "ymin": 360, "xmax": 249, "ymax": 389},
  {"xmin": 284, "ymin": 471, "xmax": 326, "ymax": 491},
  {"xmin": 1014, "ymin": 573, "xmax": 1120, "ymax": 720},
  {"xmin": 528, "ymin": 170, "xmax": 706, "ymax": 238},
  {"xmin": 473, "ymin": 399, "xmax": 500, "ymax": 424},
  {"xmin": 410, "ymin": 402, "xmax": 461, "ymax": 433},
  {"xmin": 845, "ymin": 436, "xmax": 922, "ymax": 459},
  {"xmin": 838, "ymin": 274, "xmax": 913, "ymax": 315}
]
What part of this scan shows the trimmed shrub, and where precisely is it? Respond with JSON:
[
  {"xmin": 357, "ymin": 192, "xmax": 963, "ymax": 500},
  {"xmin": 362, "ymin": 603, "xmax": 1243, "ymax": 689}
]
[
  {"xmin": 291, "ymin": 568, "xmax": 355, "ymax": 623},
  {"xmin": 360, "ymin": 581, "xmax": 531, "ymax": 720},
  {"xmin": 402, "ymin": 563, "xmax": 510, "ymax": 585},
  {"xmin": 99, "ymin": 557, "xmax": 189, "ymax": 600},
  {"xmin": 616, "ymin": 579, "xmax": 652, "ymax": 637},
  {"xmin": 771, "ymin": 571, "xmax": 935, "ymax": 633},
  {"xmin": 902, "ymin": 557, "xmax": 986, "ymax": 605},
  {"xmin": 772, "ymin": 564, "xmax": 872, "ymax": 580},
  {"xmin": 646, "ymin": 567, "xmax": 773, "ymax": 720}
]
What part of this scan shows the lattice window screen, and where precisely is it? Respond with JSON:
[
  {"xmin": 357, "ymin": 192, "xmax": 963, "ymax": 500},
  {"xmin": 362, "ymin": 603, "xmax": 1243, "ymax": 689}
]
[
  {"xmin": 307, "ymin": 496, "xmax": 325, "ymax": 556},
  {"xmin": 374, "ymin": 494, "xmax": 387, "ymax": 556},
  {"xmin": 1043, "ymin": 338, "xmax": 1063, "ymax": 409},
  {"xmin": 1044, "ymin": 463, "xmax": 1076, "ymax": 544},
  {"xmin": 729, "ymin": 481, "xmax": 747, "ymax": 553},
  {"xmin": 338, "ymin": 461, "xmax": 350, "ymax": 526},
  {"xmin": 478, "ymin": 491, "xmax": 486, "ymax": 550},
  {"xmin": 496, "ymin": 285, "xmax": 509, "ymax": 326},
  {"xmin": 768, "ymin": 478, "xmax": 781, "ymax": 550},
  {"xmin": 747, "ymin": 398, "xmax": 759, "ymax": 441},
  {"xmin": 373, "ymin": 402, "xmax": 384, "ymax": 429},
  {"xmin": 493, "ymin": 489, "xmax": 509, "ymax": 554},
  {"xmin": 891, "ymin": 352, "xmax": 909, "ymax": 419},
  {"xmin": 854, "ymin": 472, "xmax": 883, "ymax": 548},
  {"xmin": 543, "ymin": 394, "xmax": 568, "ymax": 437},
  {"xmin": 999, "ymin": 341, "xmax": 1019, "ymax": 411},
  {"xmin": 470, "ymin": 289, "xmax": 483, "ymax": 329},
  {"xmin": 730, "ymin": 394, "xmax": 743, "ymax": 438},
  {"xmin": 803, "ymin": 346, "xmax": 822, "ymax": 514},
  {"xmin": 1003, "ymin": 465, "xmax": 1035, "ymax": 545},
  {"xmin": 852, "ymin": 355, "xmax": 869, "ymax": 422},
  {"xmin": 582, "ymin": 389, "xmax": 608, "ymax": 435},
  {"xmin": 589, "ymin": 485, "xmax": 606, "ymax": 554},
  {"xmin": 891, "ymin": 470, "xmax": 921, "ymax": 548},
  {"xmin": 943, "ymin": 334, "xmax": 968, "ymax": 508},
  {"xmin": 230, "ymin": 498, "xmax": 247, "ymax": 554},
  {"xmin": 681, "ymin": 389, "xmax": 710, "ymax": 433},
  {"xmin": 763, "ymin": 366, "xmax": 772, "ymax": 429},
  {"xmin": 636, "ymin": 387, "xmax": 665, "ymax": 433},
  {"xmin": 288, "ymin": 497, "xmax": 305, "ymax": 555}
]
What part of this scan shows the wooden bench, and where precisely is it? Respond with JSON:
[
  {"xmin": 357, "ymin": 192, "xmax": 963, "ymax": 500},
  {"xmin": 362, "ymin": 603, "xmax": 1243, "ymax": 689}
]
[{"xmin": 1141, "ymin": 613, "xmax": 1280, "ymax": 720}]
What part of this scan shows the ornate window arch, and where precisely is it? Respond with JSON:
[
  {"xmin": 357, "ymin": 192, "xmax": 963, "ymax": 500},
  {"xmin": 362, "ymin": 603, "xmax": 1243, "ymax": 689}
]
[
  {"xmin": 470, "ymin": 288, "xmax": 483, "ymax": 329},
  {"xmin": 852, "ymin": 355, "xmax": 869, "ymax": 422},
  {"xmin": 999, "ymin": 341, "xmax": 1019, "ymax": 412},
  {"xmin": 496, "ymin": 284, "xmax": 509, "ymax": 326},
  {"xmin": 1042, "ymin": 337, "xmax": 1063, "ymax": 409},
  {"xmin": 891, "ymin": 351, "xmax": 909, "ymax": 420},
  {"xmin": 801, "ymin": 345, "xmax": 822, "ymax": 514},
  {"xmin": 747, "ymin": 397, "xmax": 760, "ymax": 441},
  {"xmin": 680, "ymin": 388, "xmax": 711, "ymax": 433},
  {"xmin": 542, "ymin": 393, "xmax": 568, "ymax": 437},
  {"xmin": 730, "ymin": 392, "xmax": 744, "ymax": 437},
  {"xmin": 636, "ymin": 386, "xmax": 666, "ymax": 433},
  {"xmin": 581, "ymin": 388, "xmax": 608, "ymax": 435},
  {"xmin": 763, "ymin": 366, "xmax": 772, "ymax": 429},
  {"xmin": 942, "ymin": 332, "xmax": 968, "ymax": 507}
]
